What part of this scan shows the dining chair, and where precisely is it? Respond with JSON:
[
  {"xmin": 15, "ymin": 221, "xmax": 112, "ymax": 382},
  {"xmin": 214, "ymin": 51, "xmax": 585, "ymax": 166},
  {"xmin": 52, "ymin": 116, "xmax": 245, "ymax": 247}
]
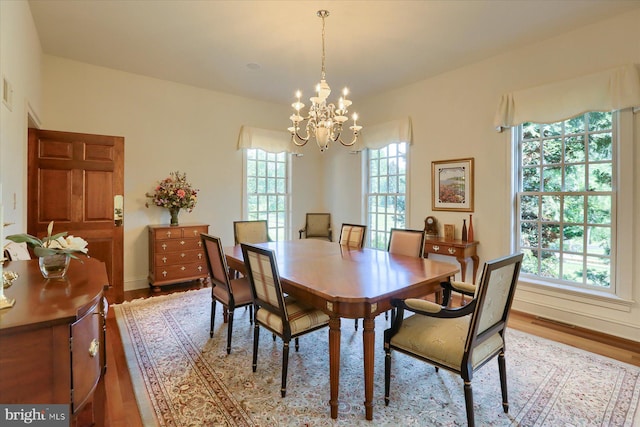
[
  {"xmin": 233, "ymin": 220, "xmax": 272, "ymax": 245},
  {"xmin": 201, "ymin": 234, "xmax": 254, "ymax": 354},
  {"xmin": 338, "ymin": 223, "xmax": 367, "ymax": 248},
  {"xmin": 384, "ymin": 253, "xmax": 523, "ymax": 427},
  {"xmin": 241, "ymin": 243, "xmax": 330, "ymax": 397},
  {"xmin": 355, "ymin": 227, "xmax": 425, "ymax": 330},
  {"xmin": 298, "ymin": 213, "xmax": 332, "ymax": 241}
]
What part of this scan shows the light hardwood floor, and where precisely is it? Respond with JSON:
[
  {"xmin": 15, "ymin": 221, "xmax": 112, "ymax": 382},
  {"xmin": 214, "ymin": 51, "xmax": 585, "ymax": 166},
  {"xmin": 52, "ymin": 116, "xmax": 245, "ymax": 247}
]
[{"xmin": 104, "ymin": 282, "xmax": 640, "ymax": 426}]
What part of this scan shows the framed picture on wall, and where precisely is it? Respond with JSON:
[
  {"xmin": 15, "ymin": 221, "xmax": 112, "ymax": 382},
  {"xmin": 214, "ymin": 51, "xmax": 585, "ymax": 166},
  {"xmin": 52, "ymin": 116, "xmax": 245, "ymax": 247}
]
[{"xmin": 432, "ymin": 157, "xmax": 474, "ymax": 212}]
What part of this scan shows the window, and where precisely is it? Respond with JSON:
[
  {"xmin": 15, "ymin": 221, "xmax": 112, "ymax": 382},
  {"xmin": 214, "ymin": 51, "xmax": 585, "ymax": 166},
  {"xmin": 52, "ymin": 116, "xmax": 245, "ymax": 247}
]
[
  {"xmin": 366, "ymin": 142, "xmax": 408, "ymax": 249},
  {"xmin": 244, "ymin": 149, "xmax": 290, "ymax": 240},
  {"xmin": 515, "ymin": 112, "xmax": 615, "ymax": 291}
]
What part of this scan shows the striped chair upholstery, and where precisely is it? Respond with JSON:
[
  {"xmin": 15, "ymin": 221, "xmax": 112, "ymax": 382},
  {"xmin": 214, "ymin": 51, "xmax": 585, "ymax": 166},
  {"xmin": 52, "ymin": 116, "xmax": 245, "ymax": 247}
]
[
  {"xmin": 339, "ymin": 223, "xmax": 367, "ymax": 248},
  {"xmin": 241, "ymin": 243, "xmax": 329, "ymax": 397}
]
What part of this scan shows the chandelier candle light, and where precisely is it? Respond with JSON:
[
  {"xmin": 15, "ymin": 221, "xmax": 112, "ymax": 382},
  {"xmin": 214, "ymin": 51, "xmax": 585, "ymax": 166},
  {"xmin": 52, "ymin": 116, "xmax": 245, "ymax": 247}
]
[{"xmin": 288, "ymin": 10, "xmax": 362, "ymax": 152}]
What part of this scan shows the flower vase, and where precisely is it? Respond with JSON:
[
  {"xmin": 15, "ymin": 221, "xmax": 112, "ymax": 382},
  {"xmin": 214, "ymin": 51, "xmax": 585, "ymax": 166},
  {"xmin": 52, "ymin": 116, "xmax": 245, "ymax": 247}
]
[
  {"xmin": 468, "ymin": 214, "xmax": 474, "ymax": 242},
  {"xmin": 39, "ymin": 254, "xmax": 71, "ymax": 279},
  {"xmin": 169, "ymin": 208, "xmax": 180, "ymax": 226}
]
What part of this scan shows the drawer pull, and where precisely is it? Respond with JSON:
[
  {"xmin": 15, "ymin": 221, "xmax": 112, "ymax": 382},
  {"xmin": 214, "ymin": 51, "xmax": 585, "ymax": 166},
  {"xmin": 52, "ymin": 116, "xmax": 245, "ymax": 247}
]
[
  {"xmin": 181, "ymin": 266, "xmax": 186, "ymax": 271},
  {"xmin": 166, "ymin": 231, "xmax": 172, "ymax": 238},
  {"xmin": 448, "ymin": 248, "xmax": 456, "ymax": 254},
  {"xmin": 162, "ymin": 256, "xmax": 167, "ymax": 263},
  {"xmin": 181, "ymin": 253, "xmax": 186, "ymax": 258},
  {"xmin": 197, "ymin": 266, "xmax": 203, "ymax": 272},
  {"xmin": 197, "ymin": 253, "xmax": 202, "ymax": 259},
  {"xmin": 88, "ymin": 339, "xmax": 99, "ymax": 358},
  {"xmin": 180, "ymin": 240, "xmax": 186, "ymax": 245},
  {"xmin": 432, "ymin": 245, "xmax": 440, "ymax": 252},
  {"xmin": 193, "ymin": 230, "xmax": 198, "ymax": 236},
  {"xmin": 162, "ymin": 270, "xmax": 168, "ymax": 277},
  {"xmin": 162, "ymin": 243, "xmax": 167, "ymax": 251},
  {"xmin": 197, "ymin": 241, "xmax": 202, "ymax": 247}
]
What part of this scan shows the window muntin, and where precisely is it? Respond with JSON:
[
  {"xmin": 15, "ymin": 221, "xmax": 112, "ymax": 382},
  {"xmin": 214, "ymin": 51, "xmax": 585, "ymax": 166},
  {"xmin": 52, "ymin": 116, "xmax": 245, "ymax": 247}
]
[
  {"xmin": 516, "ymin": 112, "xmax": 615, "ymax": 291},
  {"xmin": 245, "ymin": 149, "xmax": 290, "ymax": 240},
  {"xmin": 366, "ymin": 143, "xmax": 408, "ymax": 249}
]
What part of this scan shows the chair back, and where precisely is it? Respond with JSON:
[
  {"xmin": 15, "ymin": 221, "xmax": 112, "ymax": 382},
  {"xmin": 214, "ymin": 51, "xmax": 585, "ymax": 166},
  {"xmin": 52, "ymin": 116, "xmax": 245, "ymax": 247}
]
[
  {"xmin": 234, "ymin": 220, "xmax": 270, "ymax": 245},
  {"xmin": 201, "ymin": 234, "xmax": 231, "ymax": 293},
  {"xmin": 466, "ymin": 253, "xmax": 523, "ymax": 350},
  {"xmin": 241, "ymin": 243, "xmax": 288, "ymax": 321},
  {"xmin": 304, "ymin": 213, "xmax": 332, "ymax": 240},
  {"xmin": 339, "ymin": 223, "xmax": 367, "ymax": 248},
  {"xmin": 388, "ymin": 228, "xmax": 425, "ymax": 257}
]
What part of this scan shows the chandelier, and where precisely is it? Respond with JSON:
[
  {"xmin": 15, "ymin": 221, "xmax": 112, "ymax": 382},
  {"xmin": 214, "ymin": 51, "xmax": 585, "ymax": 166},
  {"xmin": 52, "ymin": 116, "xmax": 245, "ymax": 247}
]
[{"xmin": 288, "ymin": 10, "xmax": 362, "ymax": 152}]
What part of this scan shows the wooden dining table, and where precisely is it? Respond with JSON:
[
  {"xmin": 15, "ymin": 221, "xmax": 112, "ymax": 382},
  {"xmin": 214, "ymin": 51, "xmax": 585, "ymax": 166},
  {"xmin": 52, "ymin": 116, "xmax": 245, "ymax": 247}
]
[{"xmin": 225, "ymin": 239, "xmax": 459, "ymax": 420}]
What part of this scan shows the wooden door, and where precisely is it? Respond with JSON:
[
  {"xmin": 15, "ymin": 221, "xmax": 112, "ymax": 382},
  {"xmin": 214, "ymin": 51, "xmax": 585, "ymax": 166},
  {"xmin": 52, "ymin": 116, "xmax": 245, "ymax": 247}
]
[{"xmin": 28, "ymin": 129, "xmax": 125, "ymax": 303}]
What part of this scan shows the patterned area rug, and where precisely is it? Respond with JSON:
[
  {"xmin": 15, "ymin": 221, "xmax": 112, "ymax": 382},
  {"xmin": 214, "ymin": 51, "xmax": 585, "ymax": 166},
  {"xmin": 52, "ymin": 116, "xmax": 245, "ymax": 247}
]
[{"xmin": 114, "ymin": 288, "xmax": 640, "ymax": 426}]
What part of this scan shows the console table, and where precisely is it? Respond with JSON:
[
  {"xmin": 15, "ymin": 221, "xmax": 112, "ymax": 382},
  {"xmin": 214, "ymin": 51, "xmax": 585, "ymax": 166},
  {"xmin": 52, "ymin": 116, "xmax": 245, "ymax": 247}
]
[
  {"xmin": 0, "ymin": 258, "xmax": 109, "ymax": 427},
  {"xmin": 423, "ymin": 237, "xmax": 479, "ymax": 284}
]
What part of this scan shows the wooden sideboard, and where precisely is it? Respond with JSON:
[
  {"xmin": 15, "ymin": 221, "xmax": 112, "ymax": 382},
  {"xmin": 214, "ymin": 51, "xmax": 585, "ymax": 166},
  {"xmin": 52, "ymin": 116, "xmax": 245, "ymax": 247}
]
[
  {"xmin": 148, "ymin": 223, "xmax": 209, "ymax": 291},
  {"xmin": 423, "ymin": 237, "xmax": 479, "ymax": 284},
  {"xmin": 0, "ymin": 258, "xmax": 109, "ymax": 427}
]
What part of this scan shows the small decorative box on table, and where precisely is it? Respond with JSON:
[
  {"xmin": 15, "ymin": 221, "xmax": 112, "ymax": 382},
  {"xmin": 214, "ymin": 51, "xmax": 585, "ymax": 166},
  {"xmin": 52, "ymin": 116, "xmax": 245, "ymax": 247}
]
[{"xmin": 148, "ymin": 223, "xmax": 209, "ymax": 292}]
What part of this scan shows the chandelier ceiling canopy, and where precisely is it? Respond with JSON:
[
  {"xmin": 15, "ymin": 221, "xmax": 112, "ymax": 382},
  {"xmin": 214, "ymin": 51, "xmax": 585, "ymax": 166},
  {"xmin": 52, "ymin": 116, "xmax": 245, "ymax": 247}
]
[{"xmin": 288, "ymin": 10, "xmax": 362, "ymax": 152}]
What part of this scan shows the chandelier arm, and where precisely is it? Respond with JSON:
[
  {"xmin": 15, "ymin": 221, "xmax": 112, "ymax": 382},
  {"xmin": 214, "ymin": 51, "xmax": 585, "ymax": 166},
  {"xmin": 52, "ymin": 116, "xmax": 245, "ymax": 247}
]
[
  {"xmin": 291, "ymin": 129, "xmax": 311, "ymax": 146},
  {"xmin": 336, "ymin": 133, "xmax": 359, "ymax": 147}
]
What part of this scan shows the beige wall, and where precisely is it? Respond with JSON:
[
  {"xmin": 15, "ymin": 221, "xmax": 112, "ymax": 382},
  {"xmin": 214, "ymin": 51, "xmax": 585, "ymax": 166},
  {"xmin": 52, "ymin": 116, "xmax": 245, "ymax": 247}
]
[
  {"xmin": 351, "ymin": 10, "xmax": 640, "ymax": 340},
  {"xmin": 0, "ymin": 0, "xmax": 42, "ymax": 234}
]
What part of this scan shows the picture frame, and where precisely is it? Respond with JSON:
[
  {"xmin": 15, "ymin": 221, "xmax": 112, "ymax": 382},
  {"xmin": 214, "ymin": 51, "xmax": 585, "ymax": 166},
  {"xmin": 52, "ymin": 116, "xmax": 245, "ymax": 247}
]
[{"xmin": 432, "ymin": 157, "xmax": 474, "ymax": 212}]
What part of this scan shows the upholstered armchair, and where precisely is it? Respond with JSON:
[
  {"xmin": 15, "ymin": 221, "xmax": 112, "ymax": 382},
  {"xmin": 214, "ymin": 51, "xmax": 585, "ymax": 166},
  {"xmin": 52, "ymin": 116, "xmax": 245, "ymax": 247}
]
[
  {"xmin": 233, "ymin": 220, "xmax": 272, "ymax": 245},
  {"xmin": 384, "ymin": 253, "xmax": 523, "ymax": 427},
  {"xmin": 298, "ymin": 213, "xmax": 332, "ymax": 241}
]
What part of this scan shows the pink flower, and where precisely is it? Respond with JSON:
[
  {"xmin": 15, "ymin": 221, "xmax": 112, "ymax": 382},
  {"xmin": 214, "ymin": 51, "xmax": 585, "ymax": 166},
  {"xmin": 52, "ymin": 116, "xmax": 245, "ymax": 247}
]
[{"xmin": 176, "ymin": 189, "xmax": 186, "ymax": 198}]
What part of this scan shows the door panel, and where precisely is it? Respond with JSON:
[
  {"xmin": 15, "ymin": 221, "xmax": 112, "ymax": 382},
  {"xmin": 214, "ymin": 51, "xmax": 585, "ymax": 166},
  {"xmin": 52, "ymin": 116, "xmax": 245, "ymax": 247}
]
[{"xmin": 28, "ymin": 129, "xmax": 125, "ymax": 303}]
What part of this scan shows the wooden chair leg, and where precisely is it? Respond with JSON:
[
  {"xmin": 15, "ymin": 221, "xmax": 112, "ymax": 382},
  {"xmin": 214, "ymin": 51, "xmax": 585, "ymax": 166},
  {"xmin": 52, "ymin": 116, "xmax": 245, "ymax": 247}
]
[
  {"xmin": 354, "ymin": 319, "xmax": 358, "ymax": 331},
  {"xmin": 464, "ymin": 381, "xmax": 475, "ymax": 427},
  {"xmin": 281, "ymin": 341, "xmax": 290, "ymax": 397},
  {"xmin": 252, "ymin": 323, "xmax": 259, "ymax": 372},
  {"xmin": 226, "ymin": 308, "xmax": 234, "ymax": 354},
  {"xmin": 210, "ymin": 299, "xmax": 216, "ymax": 338},
  {"xmin": 294, "ymin": 337, "xmax": 299, "ymax": 352},
  {"xmin": 384, "ymin": 348, "xmax": 392, "ymax": 406},
  {"xmin": 498, "ymin": 352, "xmax": 509, "ymax": 413}
]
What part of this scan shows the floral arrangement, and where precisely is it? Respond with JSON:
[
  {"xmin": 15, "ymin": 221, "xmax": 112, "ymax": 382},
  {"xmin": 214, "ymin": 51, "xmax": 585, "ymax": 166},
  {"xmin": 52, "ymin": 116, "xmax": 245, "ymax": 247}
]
[
  {"xmin": 145, "ymin": 171, "xmax": 198, "ymax": 212},
  {"xmin": 7, "ymin": 221, "xmax": 89, "ymax": 259}
]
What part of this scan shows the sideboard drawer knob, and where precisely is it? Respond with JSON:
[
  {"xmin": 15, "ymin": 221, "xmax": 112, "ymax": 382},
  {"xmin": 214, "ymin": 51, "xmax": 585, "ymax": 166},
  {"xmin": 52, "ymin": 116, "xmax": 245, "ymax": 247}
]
[{"xmin": 432, "ymin": 245, "xmax": 440, "ymax": 252}]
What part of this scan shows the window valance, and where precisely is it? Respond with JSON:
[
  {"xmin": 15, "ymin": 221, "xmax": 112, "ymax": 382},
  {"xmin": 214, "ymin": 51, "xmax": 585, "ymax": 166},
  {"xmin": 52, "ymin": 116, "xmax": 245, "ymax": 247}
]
[
  {"xmin": 358, "ymin": 117, "xmax": 413, "ymax": 151},
  {"xmin": 237, "ymin": 126, "xmax": 299, "ymax": 154},
  {"xmin": 494, "ymin": 64, "xmax": 640, "ymax": 131}
]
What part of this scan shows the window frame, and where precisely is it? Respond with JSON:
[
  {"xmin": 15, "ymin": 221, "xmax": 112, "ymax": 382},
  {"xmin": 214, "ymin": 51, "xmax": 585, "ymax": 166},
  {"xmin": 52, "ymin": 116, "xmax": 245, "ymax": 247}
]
[
  {"xmin": 510, "ymin": 109, "xmax": 634, "ymax": 305},
  {"xmin": 242, "ymin": 148, "xmax": 292, "ymax": 241},
  {"xmin": 364, "ymin": 142, "xmax": 410, "ymax": 250}
]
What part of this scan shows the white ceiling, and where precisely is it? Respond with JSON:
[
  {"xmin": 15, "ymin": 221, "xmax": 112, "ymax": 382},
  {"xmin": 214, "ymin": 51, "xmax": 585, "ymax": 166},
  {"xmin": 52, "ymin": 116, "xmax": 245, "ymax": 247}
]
[{"xmin": 29, "ymin": 0, "xmax": 640, "ymax": 105}]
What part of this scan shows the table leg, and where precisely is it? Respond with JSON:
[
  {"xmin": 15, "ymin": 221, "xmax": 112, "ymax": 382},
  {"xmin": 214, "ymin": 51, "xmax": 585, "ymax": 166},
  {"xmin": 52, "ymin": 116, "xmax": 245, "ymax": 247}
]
[
  {"xmin": 329, "ymin": 316, "xmax": 341, "ymax": 419},
  {"xmin": 362, "ymin": 316, "xmax": 375, "ymax": 420},
  {"xmin": 471, "ymin": 254, "xmax": 479, "ymax": 283},
  {"xmin": 455, "ymin": 256, "xmax": 469, "ymax": 282}
]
